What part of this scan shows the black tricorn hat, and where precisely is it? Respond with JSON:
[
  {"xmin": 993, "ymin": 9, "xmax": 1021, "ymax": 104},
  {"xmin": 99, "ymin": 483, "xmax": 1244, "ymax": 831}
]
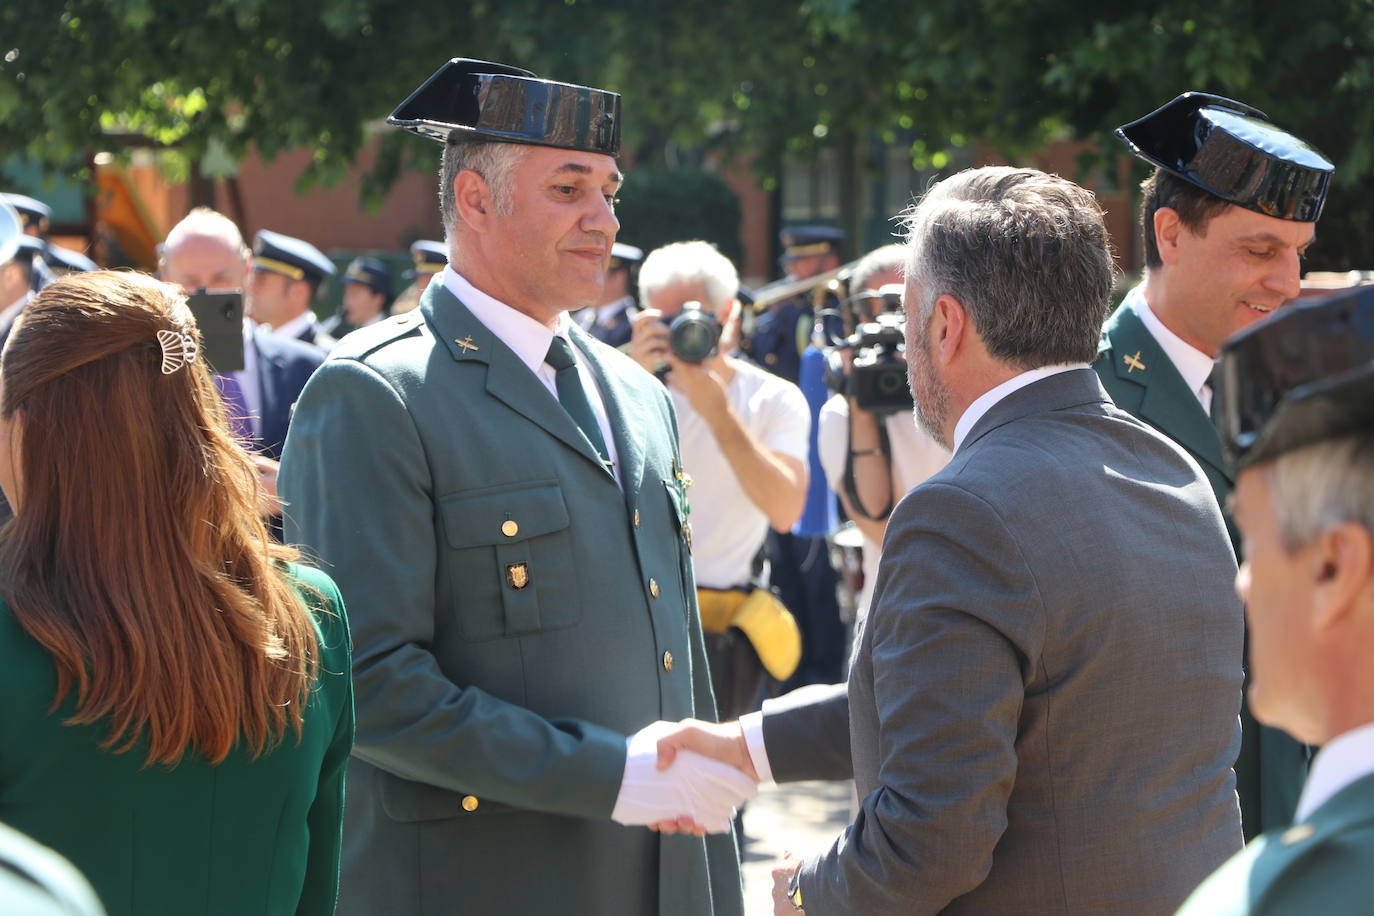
[
  {"xmin": 388, "ymin": 58, "xmax": 620, "ymax": 157},
  {"xmin": 1217, "ymin": 285, "xmax": 1374, "ymax": 470},
  {"xmin": 1117, "ymin": 92, "xmax": 1334, "ymax": 223}
]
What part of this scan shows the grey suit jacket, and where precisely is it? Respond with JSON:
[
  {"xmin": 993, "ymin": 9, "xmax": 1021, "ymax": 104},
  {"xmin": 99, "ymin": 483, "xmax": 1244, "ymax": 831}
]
[
  {"xmin": 762, "ymin": 369, "xmax": 1244, "ymax": 914},
  {"xmin": 279, "ymin": 280, "xmax": 742, "ymax": 916}
]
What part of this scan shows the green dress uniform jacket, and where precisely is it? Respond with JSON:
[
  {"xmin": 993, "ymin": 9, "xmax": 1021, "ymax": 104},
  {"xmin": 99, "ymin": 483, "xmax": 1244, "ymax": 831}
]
[
  {"xmin": 1176, "ymin": 772, "xmax": 1374, "ymax": 914},
  {"xmin": 0, "ymin": 563, "xmax": 354, "ymax": 916},
  {"xmin": 1095, "ymin": 300, "xmax": 1308, "ymax": 837},
  {"xmin": 278, "ymin": 280, "xmax": 744, "ymax": 916}
]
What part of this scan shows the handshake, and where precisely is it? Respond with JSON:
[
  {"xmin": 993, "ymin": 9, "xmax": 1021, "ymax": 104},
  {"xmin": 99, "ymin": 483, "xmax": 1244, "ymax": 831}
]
[{"xmin": 611, "ymin": 719, "xmax": 758, "ymax": 835}]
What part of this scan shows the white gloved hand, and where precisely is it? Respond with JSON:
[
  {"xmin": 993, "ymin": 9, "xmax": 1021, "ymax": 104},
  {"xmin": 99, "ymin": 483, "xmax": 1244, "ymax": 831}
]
[{"xmin": 611, "ymin": 721, "xmax": 759, "ymax": 833}]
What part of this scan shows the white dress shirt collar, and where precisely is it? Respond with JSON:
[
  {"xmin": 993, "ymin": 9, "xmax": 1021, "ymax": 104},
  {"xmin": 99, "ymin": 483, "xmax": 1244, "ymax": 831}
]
[
  {"xmin": 443, "ymin": 266, "xmax": 571, "ymax": 375},
  {"xmin": 272, "ymin": 311, "xmax": 318, "ymax": 342},
  {"xmin": 952, "ymin": 363, "xmax": 1091, "ymax": 454},
  {"xmin": 1294, "ymin": 720, "xmax": 1374, "ymax": 823},
  {"xmin": 1128, "ymin": 285, "xmax": 1215, "ymax": 410}
]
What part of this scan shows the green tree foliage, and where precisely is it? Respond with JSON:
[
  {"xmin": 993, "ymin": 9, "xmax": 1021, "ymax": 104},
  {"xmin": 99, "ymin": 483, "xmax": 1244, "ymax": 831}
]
[
  {"xmin": 4, "ymin": 0, "xmax": 1373, "ymax": 263},
  {"xmin": 613, "ymin": 168, "xmax": 742, "ymax": 265}
]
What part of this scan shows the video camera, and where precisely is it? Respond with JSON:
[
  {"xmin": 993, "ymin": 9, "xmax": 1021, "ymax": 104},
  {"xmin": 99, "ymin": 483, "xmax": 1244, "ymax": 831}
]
[{"xmin": 823, "ymin": 286, "xmax": 913, "ymax": 416}]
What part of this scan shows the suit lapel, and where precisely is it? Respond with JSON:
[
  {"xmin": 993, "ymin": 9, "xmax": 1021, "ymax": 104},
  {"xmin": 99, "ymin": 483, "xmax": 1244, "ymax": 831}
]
[
  {"xmin": 419, "ymin": 282, "xmax": 613, "ymax": 478},
  {"xmin": 1102, "ymin": 305, "xmax": 1232, "ymax": 485},
  {"xmin": 571, "ymin": 324, "xmax": 646, "ymax": 498}
]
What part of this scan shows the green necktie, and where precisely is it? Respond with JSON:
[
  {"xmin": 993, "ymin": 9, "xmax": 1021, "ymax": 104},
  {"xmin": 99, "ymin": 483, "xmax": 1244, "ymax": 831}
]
[{"xmin": 545, "ymin": 336, "xmax": 611, "ymax": 468}]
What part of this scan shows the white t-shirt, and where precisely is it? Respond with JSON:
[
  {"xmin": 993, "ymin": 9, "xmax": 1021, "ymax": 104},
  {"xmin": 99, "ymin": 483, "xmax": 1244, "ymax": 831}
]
[
  {"xmin": 671, "ymin": 360, "xmax": 810, "ymax": 589},
  {"xmin": 817, "ymin": 395, "xmax": 949, "ymax": 619}
]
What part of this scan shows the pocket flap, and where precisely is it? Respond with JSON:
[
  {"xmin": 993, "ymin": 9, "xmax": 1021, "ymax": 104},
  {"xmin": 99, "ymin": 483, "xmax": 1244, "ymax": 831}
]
[{"xmin": 441, "ymin": 480, "xmax": 570, "ymax": 549}]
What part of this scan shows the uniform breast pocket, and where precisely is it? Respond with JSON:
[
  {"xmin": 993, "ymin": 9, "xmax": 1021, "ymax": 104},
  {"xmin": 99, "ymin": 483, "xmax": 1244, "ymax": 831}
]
[{"xmin": 440, "ymin": 479, "xmax": 582, "ymax": 642}]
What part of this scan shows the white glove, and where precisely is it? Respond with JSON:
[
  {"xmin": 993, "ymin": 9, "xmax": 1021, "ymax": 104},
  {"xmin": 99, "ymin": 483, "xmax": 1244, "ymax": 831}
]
[{"xmin": 611, "ymin": 721, "xmax": 759, "ymax": 833}]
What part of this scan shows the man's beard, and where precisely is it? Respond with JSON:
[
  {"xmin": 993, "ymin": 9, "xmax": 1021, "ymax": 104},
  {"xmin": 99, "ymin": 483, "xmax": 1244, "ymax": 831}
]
[{"xmin": 908, "ymin": 326, "xmax": 952, "ymax": 450}]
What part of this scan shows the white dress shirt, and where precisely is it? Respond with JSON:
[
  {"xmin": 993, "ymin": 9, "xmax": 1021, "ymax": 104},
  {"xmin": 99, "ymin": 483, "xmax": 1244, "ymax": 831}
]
[
  {"xmin": 1294, "ymin": 720, "xmax": 1374, "ymax": 823},
  {"xmin": 1127, "ymin": 285, "xmax": 1217, "ymax": 413},
  {"xmin": 442, "ymin": 267, "xmax": 621, "ymax": 486}
]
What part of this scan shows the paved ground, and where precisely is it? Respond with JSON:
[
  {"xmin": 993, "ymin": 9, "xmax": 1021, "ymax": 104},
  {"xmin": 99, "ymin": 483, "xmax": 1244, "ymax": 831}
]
[{"xmin": 739, "ymin": 779, "xmax": 853, "ymax": 915}]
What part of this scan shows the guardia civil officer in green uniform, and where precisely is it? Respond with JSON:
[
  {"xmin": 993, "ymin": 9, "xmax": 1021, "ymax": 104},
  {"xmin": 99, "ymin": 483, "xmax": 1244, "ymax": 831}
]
[
  {"xmin": 279, "ymin": 59, "xmax": 750, "ymax": 916},
  {"xmin": 1095, "ymin": 92, "xmax": 1333, "ymax": 839},
  {"xmin": 1178, "ymin": 286, "xmax": 1374, "ymax": 915}
]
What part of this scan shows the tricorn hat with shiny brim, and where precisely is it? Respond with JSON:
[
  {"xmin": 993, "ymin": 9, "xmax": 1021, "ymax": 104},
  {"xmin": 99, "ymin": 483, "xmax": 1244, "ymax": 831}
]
[
  {"xmin": 1116, "ymin": 92, "xmax": 1334, "ymax": 223},
  {"xmin": 388, "ymin": 58, "xmax": 620, "ymax": 158},
  {"xmin": 1217, "ymin": 285, "xmax": 1374, "ymax": 470}
]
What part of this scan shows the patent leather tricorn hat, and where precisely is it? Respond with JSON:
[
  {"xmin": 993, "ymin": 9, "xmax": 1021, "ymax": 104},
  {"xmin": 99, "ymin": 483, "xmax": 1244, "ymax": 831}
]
[
  {"xmin": 1217, "ymin": 285, "xmax": 1374, "ymax": 470},
  {"xmin": 388, "ymin": 58, "xmax": 621, "ymax": 158},
  {"xmin": 1116, "ymin": 92, "xmax": 1334, "ymax": 222}
]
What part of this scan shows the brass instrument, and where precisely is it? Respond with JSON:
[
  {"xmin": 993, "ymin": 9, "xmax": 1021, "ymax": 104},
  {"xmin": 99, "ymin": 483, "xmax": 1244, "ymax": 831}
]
[{"xmin": 749, "ymin": 258, "xmax": 863, "ymax": 312}]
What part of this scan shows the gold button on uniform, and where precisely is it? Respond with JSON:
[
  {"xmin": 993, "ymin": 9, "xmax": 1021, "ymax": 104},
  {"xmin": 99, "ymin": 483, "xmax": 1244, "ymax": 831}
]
[
  {"xmin": 662, "ymin": 651, "xmax": 674, "ymax": 671},
  {"xmin": 501, "ymin": 520, "xmax": 519, "ymax": 537},
  {"xmin": 649, "ymin": 578, "xmax": 660, "ymax": 598},
  {"xmin": 461, "ymin": 795, "xmax": 480, "ymax": 812},
  {"xmin": 633, "ymin": 509, "xmax": 641, "ymax": 528}
]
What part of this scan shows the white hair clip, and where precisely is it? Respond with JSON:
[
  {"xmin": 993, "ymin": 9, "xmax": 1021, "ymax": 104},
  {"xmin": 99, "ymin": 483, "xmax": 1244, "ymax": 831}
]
[{"xmin": 156, "ymin": 328, "xmax": 198, "ymax": 375}]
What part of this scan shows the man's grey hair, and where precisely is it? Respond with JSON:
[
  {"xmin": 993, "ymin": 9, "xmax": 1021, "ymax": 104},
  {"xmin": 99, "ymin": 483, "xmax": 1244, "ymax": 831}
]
[
  {"xmin": 849, "ymin": 243, "xmax": 906, "ymax": 294},
  {"xmin": 638, "ymin": 241, "xmax": 739, "ymax": 312},
  {"xmin": 439, "ymin": 138, "xmax": 529, "ymax": 244},
  {"xmin": 1266, "ymin": 434, "xmax": 1374, "ymax": 551},
  {"xmin": 161, "ymin": 207, "xmax": 248, "ymax": 262},
  {"xmin": 901, "ymin": 166, "xmax": 1116, "ymax": 370}
]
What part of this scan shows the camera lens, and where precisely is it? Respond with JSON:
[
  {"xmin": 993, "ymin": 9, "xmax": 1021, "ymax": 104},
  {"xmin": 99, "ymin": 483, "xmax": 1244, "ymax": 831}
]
[{"xmin": 668, "ymin": 302, "xmax": 721, "ymax": 364}]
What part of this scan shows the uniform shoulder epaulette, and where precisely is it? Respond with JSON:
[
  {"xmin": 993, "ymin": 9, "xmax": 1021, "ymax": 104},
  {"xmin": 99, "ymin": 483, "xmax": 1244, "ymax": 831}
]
[{"xmin": 333, "ymin": 311, "xmax": 429, "ymax": 362}]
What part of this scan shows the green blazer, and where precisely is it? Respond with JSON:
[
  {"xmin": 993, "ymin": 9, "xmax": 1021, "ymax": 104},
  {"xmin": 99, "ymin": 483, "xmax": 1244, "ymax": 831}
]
[
  {"xmin": 0, "ymin": 563, "xmax": 354, "ymax": 916},
  {"xmin": 1095, "ymin": 300, "xmax": 1308, "ymax": 839},
  {"xmin": 278, "ymin": 280, "xmax": 743, "ymax": 916},
  {"xmin": 1177, "ymin": 771, "xmax": 1374, "ymax": 914}
]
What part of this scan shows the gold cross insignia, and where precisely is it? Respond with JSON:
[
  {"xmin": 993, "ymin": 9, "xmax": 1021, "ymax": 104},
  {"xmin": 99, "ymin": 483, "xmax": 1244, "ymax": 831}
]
[
  {"xmin": 455, "ymin": 336, "xmax": 480, "ymax": 353},
  {"xmin": 1123, "ymin": 351, "xmax": 1146, "ymax": 374}
]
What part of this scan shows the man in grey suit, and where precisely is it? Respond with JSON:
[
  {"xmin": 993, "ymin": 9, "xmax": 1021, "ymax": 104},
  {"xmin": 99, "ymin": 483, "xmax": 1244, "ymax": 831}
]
[
  {"xmin": 279, "ymin": 59, "xmax": 751, "ymax": 915},
  {"xmin": 657, "ymin": 167, "xmax": 1245, "ymax": 914}
]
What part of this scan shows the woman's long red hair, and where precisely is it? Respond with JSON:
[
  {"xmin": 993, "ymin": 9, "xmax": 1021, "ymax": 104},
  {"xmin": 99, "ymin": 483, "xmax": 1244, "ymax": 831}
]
[{"xmin": 0, "ymin": 271, "xmax": 319, "ymax": 766}]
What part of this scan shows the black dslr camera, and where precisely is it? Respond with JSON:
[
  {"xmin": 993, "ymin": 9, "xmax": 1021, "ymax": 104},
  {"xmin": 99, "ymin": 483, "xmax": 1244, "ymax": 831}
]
[
  {"xmin": 824, "ymin": 287, "xmax": 913, "ymax": 416},
  {"xmin": 667, "ymin": 301, "xmax": 721, "ymax": 364}
]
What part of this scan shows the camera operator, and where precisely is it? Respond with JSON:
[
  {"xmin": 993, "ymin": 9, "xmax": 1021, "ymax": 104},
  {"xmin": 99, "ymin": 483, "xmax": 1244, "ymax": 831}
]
[
  {"xmin": 629, "ymin": 241, "xmax": 810, "ymax": 720},
  {"xmin": 818, "ymin": 243, "xmax": 949, "ymax": 624}
]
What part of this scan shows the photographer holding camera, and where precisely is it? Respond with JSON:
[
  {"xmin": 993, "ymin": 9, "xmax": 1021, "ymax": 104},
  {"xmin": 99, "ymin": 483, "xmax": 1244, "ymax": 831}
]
[
  {"xmin": 818, "ymin": 244, "xmax": 949, "ymax": 625},
  {"xmin": 629, "ymin": 241, "xmax": 810, "ymax": 720}
]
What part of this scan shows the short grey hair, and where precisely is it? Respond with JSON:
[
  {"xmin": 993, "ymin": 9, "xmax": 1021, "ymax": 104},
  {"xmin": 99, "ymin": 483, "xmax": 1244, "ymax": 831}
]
[
  {"xmin": 1266, "ymin": 435, "xmax": 1374, "ymax": 552},
  {"xmin": 848, "ymin": 243, "xmax": 906, "ymax": 294},
  {"xmin": 439, "ymin": 138, "xmax": 529, "ymax": 244},
  {"xmin": 901, "ymin": 166, "xmax": 1116, "ymax": 370},
  {"xmin": 161, "ymin": 207, "xmax": 248, "ymax": 261},
  {"xmin": 638, "ymin": 241, "xmax": 739, "ymax": 312}
]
